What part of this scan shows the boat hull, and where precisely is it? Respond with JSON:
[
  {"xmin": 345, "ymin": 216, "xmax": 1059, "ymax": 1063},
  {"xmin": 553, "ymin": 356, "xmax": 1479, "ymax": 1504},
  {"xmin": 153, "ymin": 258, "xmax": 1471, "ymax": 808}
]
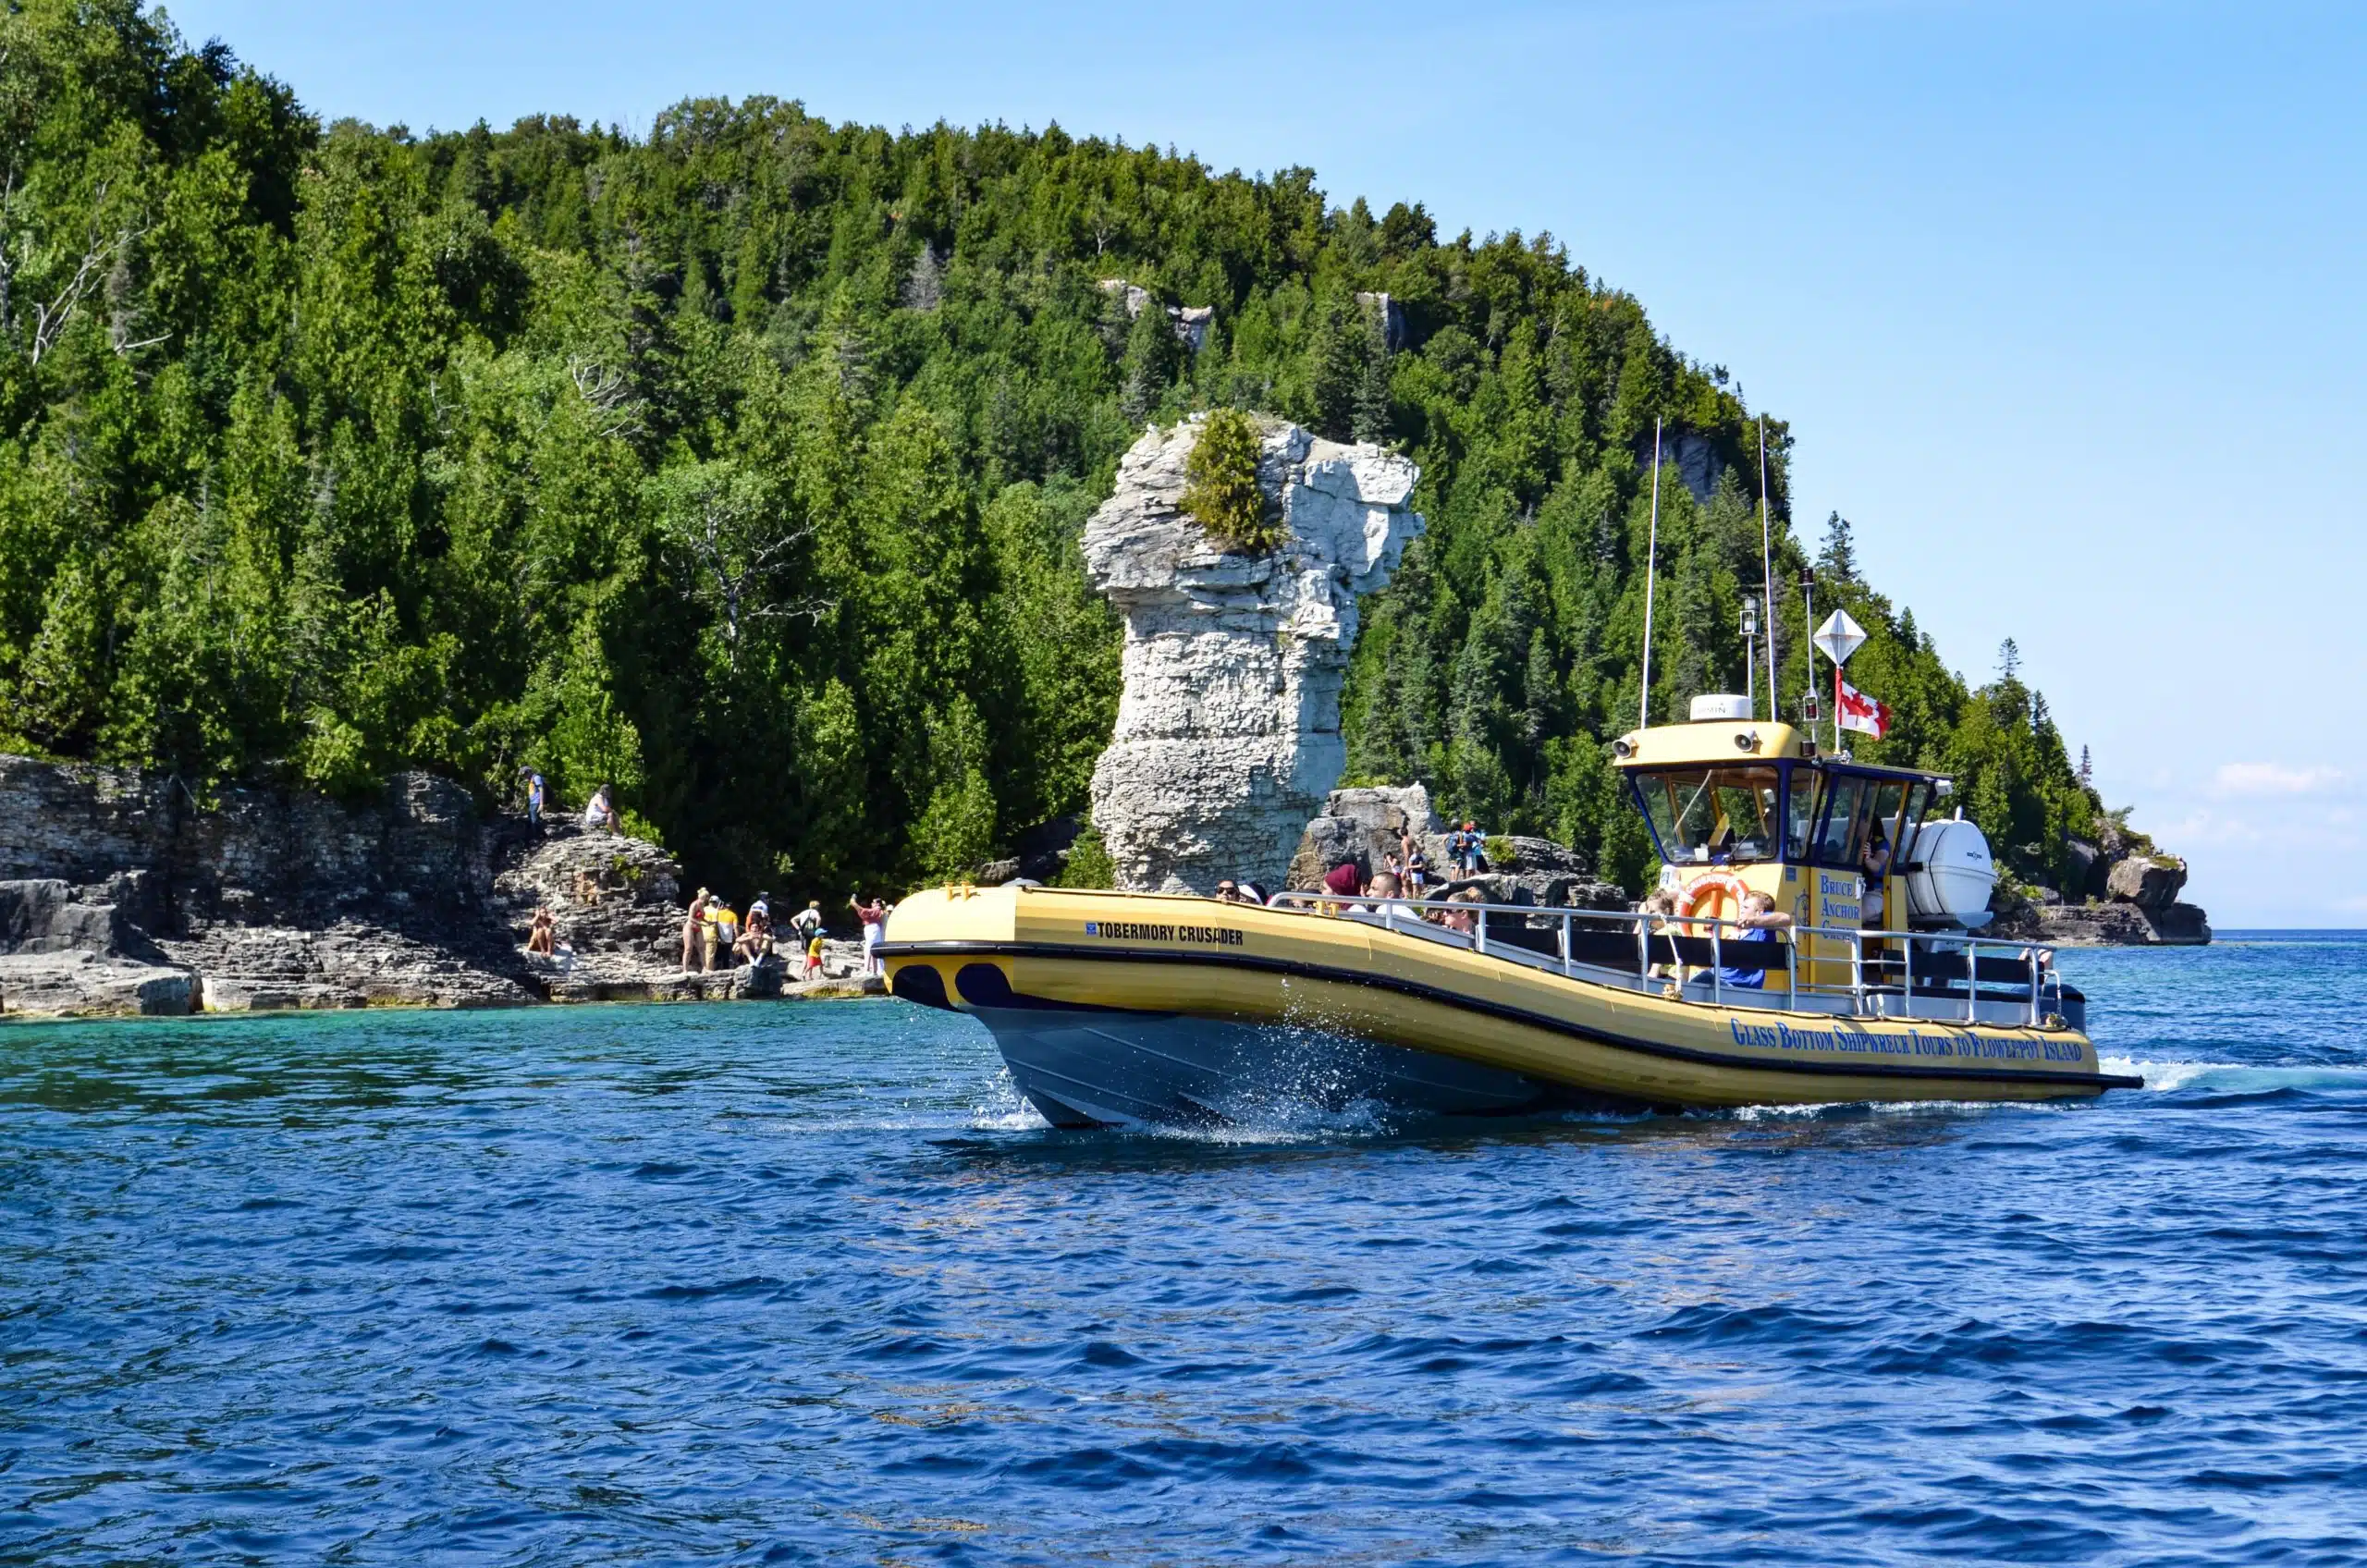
[
  {"xmin": 972, "ymin": 1004, "xmax": 1570, "ymax": 1129},
  {"xmin": 882, "ymin": 886, "xmax": 2137, "ymax": 1129}
]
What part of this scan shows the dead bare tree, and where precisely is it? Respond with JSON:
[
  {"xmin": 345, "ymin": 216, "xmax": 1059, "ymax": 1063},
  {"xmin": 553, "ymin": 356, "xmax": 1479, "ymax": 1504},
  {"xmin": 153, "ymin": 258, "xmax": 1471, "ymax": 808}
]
[
  {"xmin": 0, "ymin": 178, "xmax": 154, "ymax": 366},
  {"xmin": 567, "ymin": 354, "xmax": 642, "ymax": 440},
  {"xmin": 659, "ymin": 464, "xmax": 834, "ymax": 674}
]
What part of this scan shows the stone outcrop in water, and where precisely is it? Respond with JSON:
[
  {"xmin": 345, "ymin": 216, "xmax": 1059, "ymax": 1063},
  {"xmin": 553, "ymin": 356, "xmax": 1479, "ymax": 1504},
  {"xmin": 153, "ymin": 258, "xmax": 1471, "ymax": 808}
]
[{"xmin": 1084, "ymin": 416, "xmax": 1424, "ymax": 893}]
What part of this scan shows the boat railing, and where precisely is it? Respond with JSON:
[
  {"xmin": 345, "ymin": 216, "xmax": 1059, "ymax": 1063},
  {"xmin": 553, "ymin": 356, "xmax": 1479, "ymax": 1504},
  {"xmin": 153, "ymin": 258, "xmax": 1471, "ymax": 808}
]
[{"xmin": 1261, "ymin": 888, "xmax": 2058, "ymax": 1025}]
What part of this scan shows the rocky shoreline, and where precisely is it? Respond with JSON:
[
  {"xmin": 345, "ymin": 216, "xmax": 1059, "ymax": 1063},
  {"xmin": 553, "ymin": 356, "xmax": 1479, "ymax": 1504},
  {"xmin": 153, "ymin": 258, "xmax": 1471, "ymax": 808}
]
[
  {"xmin": 0, "ymin": 745, "xmax": 2210, "ymax": 1023},
  {"xmin": 0, "ymin": 755, "xmax": 881, "ymax": 1021}
]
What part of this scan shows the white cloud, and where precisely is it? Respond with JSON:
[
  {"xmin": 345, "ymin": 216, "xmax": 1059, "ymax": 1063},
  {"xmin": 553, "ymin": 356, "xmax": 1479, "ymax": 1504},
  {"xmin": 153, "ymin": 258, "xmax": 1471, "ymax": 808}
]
[
  {"xmin": 2209, "ymin": 762, "xmax": 2348, "ymax": 798},
  {"xmin": 2159, "ymin": 809, "xmax": 2264, "ymax": 848}
]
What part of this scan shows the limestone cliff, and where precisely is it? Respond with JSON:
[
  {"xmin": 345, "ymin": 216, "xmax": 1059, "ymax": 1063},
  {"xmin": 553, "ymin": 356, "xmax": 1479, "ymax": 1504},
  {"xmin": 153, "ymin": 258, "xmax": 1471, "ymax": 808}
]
[{"xmin": 1084, "ymin": 416, "xmax": 1423, "ymax": 892}]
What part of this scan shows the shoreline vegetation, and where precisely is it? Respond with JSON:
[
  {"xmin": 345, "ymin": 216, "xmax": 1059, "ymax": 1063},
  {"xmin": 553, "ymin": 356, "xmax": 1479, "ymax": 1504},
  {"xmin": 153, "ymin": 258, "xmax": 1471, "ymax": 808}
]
[{"xmin": 3, "ymin": 2, "xmax": 2180, "ymax": 938}]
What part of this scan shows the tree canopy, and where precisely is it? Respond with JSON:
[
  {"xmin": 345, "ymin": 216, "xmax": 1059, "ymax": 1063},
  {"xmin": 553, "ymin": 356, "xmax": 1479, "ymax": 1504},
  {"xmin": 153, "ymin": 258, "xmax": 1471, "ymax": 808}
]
[{"xmin": 0, "ymin": 0, "xmax": 2119, "ymax": 899}]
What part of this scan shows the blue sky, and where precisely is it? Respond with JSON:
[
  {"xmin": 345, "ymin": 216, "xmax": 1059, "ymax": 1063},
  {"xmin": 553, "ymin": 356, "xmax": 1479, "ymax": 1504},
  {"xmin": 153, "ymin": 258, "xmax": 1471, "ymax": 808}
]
[{"xmin": 169, "ymin": 0, "xmax": 2367, "ymax": 926}]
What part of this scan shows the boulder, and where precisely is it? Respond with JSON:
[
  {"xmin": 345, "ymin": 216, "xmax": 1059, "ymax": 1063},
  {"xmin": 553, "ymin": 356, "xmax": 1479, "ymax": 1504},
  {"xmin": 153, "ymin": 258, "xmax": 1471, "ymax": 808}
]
[
  {"xmin": 487, "ymin": 826, "xmax": 688, "ymax": 992},
  {"xmin": 1012, "ymin": 816, "xmax": 1081, "ymax": 883},
  {"xmin": 0, "ymin": 951, "xmax": 196, "ymax": 1016},
  {"xmin": 2106, "ymin": 854, "xmax": 2187, "ymax": 909},
  {"xmin": 1286, "ymin": 784, "xmax": 1443, "ymax": 890},
  {"xmin": 2061, "ymin": 837, "xmax": 2108, "ymax": 900},
  {"xmin": 1085, "ymin": 416, "xmax": 1424, "ymax": 892},
  {"xmin": 0, "ymin": 878, "xmax": 128, "ymax": 956}
]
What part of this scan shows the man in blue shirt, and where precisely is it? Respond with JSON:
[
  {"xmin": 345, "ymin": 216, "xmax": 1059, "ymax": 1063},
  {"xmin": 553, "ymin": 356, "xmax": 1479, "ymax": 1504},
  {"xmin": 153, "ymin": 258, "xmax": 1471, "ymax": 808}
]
[{"xmin": 1713, "ymin": 889, "xmax": 1795, "ymax": 990}]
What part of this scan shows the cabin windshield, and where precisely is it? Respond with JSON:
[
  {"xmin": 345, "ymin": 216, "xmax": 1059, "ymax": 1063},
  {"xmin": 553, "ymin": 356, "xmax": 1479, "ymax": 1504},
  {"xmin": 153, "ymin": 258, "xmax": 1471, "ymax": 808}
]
[{"xmin": 1632, "ymin": 766, "xmax": 1784, "ymax": 865}]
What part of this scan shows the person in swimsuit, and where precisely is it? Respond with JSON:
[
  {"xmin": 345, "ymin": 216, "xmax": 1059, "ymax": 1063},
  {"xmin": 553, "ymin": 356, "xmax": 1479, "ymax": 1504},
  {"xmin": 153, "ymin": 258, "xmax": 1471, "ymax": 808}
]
[
  {"xmin": 850, "ymin": 894, "xmax": 888, "ymax": 975},
  {"xmin": 681, "ymin": 889, "xmax": 711, "ymax": 972}
]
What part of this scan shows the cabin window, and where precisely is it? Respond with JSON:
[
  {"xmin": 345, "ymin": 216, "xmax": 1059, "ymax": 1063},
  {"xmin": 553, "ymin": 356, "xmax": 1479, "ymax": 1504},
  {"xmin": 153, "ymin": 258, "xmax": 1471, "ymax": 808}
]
[
  {"xmin": 1632, "ymin": 766, "xmax": 1784, "ymax": 865},
  {"xmin": 1814, "ymin": 773, "xmax": 1870, "ymax": 867},
  {"xmin": 1900, "ymin": 782, "xmax": 1932, "ymax": 846},
  {"xmin": 1784, "ymin": 768, "xmax": 1822, "ymax": 862},
  {"xmin": 1783, "ymin": 769, "xmax": 1820, "ymax": 861},
  {"xmin": 1868, "ymin": 780, "xmax": 1909, "ymax": 858}
]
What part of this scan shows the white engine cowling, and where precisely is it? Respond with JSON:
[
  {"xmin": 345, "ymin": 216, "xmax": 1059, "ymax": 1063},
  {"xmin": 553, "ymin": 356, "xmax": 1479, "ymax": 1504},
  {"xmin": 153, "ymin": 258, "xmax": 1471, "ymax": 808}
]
[{"xmin": 1906, "ymin": 817, "xmax": 1996, "ymax": 929}]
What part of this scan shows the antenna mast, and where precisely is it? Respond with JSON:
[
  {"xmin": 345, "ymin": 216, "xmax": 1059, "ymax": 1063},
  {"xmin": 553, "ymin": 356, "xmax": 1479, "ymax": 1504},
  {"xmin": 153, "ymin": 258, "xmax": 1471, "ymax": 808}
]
[
  {"xmin": 1758, "ymin": 419, "xmax": 1775, "ymax": 722},
  {"xmin": 1639, "ymin": 416, "xmax": 1662, "ymax": 733}
]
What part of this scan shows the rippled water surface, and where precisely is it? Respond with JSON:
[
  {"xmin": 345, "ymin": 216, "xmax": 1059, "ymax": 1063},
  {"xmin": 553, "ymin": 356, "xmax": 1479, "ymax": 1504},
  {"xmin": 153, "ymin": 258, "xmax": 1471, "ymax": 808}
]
[{"xmin": 6, "ymin": 933, "xmax": 2366, "ymax": 1564}]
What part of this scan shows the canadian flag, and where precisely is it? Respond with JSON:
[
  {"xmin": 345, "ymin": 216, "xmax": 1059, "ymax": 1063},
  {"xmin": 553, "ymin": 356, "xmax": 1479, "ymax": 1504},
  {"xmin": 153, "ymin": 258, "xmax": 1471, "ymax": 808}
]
[{"xmin": 1835, "ymin": 671, "xmax": 1891, "ymax": 740}]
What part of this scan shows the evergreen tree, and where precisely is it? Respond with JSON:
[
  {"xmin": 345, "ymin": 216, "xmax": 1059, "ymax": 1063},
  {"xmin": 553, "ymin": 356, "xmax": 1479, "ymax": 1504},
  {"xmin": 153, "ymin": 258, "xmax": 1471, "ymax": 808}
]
[{"xmin": 0, "ymin": 0, "xmax": 2147, "ymax": 902}]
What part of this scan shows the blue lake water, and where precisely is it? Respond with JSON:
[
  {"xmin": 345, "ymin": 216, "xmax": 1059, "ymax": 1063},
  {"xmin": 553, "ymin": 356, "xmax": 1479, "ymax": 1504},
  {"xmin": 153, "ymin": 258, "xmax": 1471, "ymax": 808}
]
[{"xmin": 4, "ymin": 933, "xmax": 2365, "ymax": 1564}]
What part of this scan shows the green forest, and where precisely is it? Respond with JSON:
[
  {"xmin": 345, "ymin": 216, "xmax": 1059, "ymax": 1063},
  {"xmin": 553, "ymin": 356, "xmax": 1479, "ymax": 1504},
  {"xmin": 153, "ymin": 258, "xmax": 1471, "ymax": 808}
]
[{"xmin": 0, "ymin": 0, "xmax": 2121, "ymax": 900}]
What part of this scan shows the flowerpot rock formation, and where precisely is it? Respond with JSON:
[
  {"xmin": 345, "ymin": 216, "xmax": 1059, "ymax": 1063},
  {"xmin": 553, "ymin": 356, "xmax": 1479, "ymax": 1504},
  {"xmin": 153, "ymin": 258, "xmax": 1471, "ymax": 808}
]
[{"xmin": 1084, "ymin": 416, "xmax": 1424, "ymax": 893}]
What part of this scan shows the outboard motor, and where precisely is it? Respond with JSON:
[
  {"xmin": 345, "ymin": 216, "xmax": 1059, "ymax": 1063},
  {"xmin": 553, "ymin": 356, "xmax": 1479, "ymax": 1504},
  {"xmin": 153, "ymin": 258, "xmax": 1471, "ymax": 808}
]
[{"xmin": 1906, "ymin": 815, "xmax": 1996, "ymax": 929}]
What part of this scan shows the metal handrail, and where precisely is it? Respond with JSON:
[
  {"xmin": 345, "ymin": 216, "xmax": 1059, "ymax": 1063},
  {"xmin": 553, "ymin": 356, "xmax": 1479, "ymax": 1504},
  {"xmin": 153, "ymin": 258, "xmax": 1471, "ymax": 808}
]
[{"xmin": 1259, "ymin": 888, "xmax": 2055, "ymax": 1023}]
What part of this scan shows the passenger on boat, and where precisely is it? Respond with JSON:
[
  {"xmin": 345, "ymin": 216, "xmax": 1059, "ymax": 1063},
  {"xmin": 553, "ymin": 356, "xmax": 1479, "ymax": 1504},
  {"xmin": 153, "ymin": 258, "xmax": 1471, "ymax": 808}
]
[
  {"xmin": 1637, "ymin": 888, "xmax": 1682, "ymax": 980},
  {"xmin": 1214, "ymin": 879, "xmax": 1259, "ymax": 906},
  {"xmin": 1237, "ymin": 880, "xmax": 1270, "ymax": 906},
  {"xmin": 1440, "ymin": 888, "xmax": 1483, "ymax": 935},
  {"xmin": 1860, "ymin": 824, "xmax": 1892, "ymax": 926},
  {"xmin": 1318, "ymin": 862, "xmax": 1362, "ymax": 913},
  {"xmin": 1713, "ymin": 890, "xmax": 1795, "ymax": 991},
  {"xmin": 1367, "ymin": 871, "xmax": 1415, "ymax": 924}
]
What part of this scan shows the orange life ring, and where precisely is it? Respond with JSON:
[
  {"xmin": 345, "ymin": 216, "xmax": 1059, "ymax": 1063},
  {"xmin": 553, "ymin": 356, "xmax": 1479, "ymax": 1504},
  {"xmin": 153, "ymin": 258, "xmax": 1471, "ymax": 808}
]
[{"xmin": 1677, "ymin": 871, "xmax": 1751, "ymax": 928}]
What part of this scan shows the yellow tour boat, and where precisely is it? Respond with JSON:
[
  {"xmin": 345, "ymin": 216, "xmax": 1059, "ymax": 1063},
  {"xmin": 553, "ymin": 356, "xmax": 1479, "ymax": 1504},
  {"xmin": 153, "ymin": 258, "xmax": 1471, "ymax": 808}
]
[{"xmin": 881, "ymin": 700, "xmax": 2139, "ymax": 1128}]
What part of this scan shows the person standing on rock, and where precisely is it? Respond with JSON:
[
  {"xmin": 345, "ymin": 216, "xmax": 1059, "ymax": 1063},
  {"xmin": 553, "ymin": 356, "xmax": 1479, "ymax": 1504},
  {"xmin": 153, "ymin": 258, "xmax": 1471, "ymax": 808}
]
[
  {"xmin": 522, "ymin": 768, "xmax": 546, "ymax": 827},
  {"xmin": 709, "ymin": 900, "xmax": 739, "ymax": 970},
  {"xmin": 850, "ymin": 894, "xmax": 888, "ymax": 975},
  {"xmin": 791, "ymin": 900, "xmax": 824, "ymax": 949},
  {"xmin": 681, "ymin": 889, "xmax": 712, "ymax": 972},
  {"xmin": 1449, "ymin": 821, "xmax": 1486, "ymax": 876},
  {"xmin": 1400, "ymin": 828, "xmax": 1431, "ymax": 896}
]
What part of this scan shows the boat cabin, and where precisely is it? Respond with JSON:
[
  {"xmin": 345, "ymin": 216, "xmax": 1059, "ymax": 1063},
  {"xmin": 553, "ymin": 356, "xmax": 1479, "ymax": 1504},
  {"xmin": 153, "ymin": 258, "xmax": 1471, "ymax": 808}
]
[{"xmin": 1613, "ymin": 696, "xmax": 1951, "ymax": 980}]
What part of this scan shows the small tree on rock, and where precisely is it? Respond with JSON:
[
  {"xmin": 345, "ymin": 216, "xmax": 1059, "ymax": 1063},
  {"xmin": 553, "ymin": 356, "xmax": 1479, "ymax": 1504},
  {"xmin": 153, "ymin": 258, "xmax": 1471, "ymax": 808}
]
[{"xmin": 1180, "ymin": 410, "xmax": 1274, "ymax": 556}]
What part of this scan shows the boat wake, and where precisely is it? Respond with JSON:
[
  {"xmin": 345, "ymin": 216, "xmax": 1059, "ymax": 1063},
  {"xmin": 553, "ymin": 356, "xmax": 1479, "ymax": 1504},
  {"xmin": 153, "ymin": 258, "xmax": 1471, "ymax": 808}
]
[{"xmin": 2097, "ymin": 1055, "xmax": 2367, "ymax": 1094}]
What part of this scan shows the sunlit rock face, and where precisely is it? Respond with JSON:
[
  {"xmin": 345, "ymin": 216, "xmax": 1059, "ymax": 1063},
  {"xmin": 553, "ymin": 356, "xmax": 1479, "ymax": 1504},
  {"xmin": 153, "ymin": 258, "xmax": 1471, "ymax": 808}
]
[{"xmin": 1083, "ymin": 416, "xmax": 1423, "ymax": 893}]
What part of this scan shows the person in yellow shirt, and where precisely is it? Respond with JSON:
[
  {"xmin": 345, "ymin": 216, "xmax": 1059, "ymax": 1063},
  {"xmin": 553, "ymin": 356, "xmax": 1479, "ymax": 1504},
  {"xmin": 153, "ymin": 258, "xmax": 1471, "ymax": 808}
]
[{"xmin": 708, "ymin": 901, "xmax": 740, "ymax": 969}]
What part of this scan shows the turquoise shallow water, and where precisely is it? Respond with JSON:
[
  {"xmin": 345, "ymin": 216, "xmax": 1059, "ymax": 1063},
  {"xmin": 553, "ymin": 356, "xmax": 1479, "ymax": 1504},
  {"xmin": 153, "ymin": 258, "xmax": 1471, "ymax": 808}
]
[{"xmin": 4, "ymin": 933, "xmax": 2365, "ymax": 1564}]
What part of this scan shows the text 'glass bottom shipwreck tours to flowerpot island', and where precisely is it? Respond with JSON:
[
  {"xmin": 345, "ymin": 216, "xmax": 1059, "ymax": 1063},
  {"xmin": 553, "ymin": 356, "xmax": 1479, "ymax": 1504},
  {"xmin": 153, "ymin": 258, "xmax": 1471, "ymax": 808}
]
[{"xmin": 884, "ymin": 410, "xmax": 2145, "ymax": 1128}]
